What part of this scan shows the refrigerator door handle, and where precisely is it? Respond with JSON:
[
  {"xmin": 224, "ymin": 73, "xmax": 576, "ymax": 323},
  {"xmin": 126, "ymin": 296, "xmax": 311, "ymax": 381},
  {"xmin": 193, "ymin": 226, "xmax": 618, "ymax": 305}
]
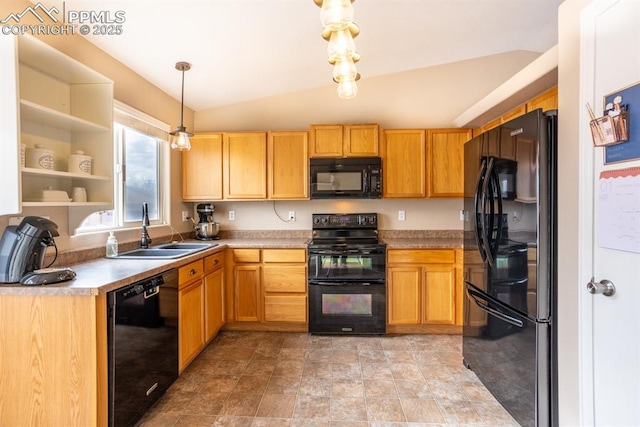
[
  {"xmin": 465, "ymin": 281, "xmax": 531, "ymax": 327},
  {"xmin": 481, "ymin": 157, "xmax": 496, "ymax": 267},
  {"xmin": 473, "ymin": 157, "xmax": 489, "ymax": 262},
  {"xmin": 488, "ymin": 161, "xmax": 504, "ymax": 261}
]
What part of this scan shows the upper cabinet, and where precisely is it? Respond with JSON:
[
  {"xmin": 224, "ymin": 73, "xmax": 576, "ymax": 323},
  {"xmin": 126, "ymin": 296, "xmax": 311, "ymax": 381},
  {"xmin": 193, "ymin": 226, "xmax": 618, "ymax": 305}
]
[
  {"xmin": 476, "ymin": 86, "xmax": 558, "ymax": 134},
  {"xmin": 223, "ymin": 132, "xmax": 267, "ymax": 199},
  {"xmin": 427, "ymin": 128, "xmax": 472, "ymax": 198},
  {"xmin": 526, "ymin": 86, "xmax": 558, "ymax": 113},
  {"xmin": 381, "ymin": 129, "xmax": 426, "ymax": 198},
  {"xmin": 382, "ymin": 128, "xmax": 471, "ymax": 198},
  {"xmin": 182, "ymin": 133, "xmax": 223, "ymax": 201},
  {"xmin": 268, "ymin": 131, "xmax": 308, "ymax": 199},
  {"xmin": 309, "ymin": 124, "xmax": 379, "ymax": 157},
  {"xmin": 0, "ymin": 35, "xmax": 114, "ymax": 230}
]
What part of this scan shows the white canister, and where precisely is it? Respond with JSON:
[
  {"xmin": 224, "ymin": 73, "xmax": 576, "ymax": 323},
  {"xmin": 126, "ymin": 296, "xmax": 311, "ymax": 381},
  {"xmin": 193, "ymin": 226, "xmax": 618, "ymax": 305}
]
[
  {"xmin": 68, "ymin": 151, "xmax": 92, "ymax": 175},
  {"xmin": 25, "ymin": 144, "xmax": 54, "ymax": 170}
]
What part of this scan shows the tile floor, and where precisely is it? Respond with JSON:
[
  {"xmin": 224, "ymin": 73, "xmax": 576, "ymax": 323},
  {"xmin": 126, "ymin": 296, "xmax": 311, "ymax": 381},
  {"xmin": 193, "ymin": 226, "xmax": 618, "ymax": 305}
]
[{"xmin": 137, "ymin": 331, "xmax": 519, "ymax": 427}]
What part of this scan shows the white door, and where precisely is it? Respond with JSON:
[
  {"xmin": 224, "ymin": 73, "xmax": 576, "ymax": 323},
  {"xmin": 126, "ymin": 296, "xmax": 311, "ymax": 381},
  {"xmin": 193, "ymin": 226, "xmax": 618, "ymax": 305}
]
[{"xmin": 580, "ymin": 0, "xmax": 640, "ymax": 424}]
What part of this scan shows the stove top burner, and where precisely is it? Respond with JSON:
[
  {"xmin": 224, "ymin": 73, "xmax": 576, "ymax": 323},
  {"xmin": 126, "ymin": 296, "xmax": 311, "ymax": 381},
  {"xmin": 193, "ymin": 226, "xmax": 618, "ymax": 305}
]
[{"xmin": 309, "ymin": 213, "xmax": 380, "ymax": 247}]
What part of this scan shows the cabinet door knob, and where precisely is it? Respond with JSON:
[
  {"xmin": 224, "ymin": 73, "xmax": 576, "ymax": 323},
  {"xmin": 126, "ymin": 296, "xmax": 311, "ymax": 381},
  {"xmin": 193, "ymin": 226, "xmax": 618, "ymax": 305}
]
[
  {"xmin": 190, "ymin": 269, "xmax": 197, "ymax": 276},
  {"xmin": 214, "ymin": 259, "xmax": 219, "ymax": 264}
]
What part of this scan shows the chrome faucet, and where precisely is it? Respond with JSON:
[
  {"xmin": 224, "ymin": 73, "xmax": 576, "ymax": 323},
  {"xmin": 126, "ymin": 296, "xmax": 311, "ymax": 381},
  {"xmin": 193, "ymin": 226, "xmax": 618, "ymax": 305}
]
[{"xmin": 140, "ymin": 202, "xmax": 152, "ymax": 248}]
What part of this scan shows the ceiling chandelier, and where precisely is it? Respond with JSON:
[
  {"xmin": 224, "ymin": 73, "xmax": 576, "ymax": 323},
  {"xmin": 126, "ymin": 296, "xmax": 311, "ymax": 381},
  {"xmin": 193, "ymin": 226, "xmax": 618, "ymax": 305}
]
[
  {"xmin": 170, "ymin": 61, "xmax": 193, "ymax": 151},
  {"xmin": 313, "ymin": 0, "xmax": 360, "ymax": 99}
]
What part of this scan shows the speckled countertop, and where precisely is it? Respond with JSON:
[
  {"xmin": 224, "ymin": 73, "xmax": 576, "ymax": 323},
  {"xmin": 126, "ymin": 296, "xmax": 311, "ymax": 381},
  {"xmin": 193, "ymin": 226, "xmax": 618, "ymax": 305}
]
[{"xmin": 0, "ymin": 230, "xmax": 462, "ymax": 296}]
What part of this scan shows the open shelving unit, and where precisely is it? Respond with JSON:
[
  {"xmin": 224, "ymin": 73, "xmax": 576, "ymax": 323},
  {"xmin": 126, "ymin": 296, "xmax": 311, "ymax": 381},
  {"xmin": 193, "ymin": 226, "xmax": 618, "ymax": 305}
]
[{"xmin": 10, "ymin": 35, "xmax": 114, "ymax": 231}]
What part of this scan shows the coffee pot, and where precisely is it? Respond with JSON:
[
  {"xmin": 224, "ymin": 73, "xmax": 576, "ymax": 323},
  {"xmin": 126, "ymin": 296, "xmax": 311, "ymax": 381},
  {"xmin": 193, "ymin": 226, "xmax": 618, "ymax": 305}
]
[
  {"xmin": 193, "ymin": 203, "xmax": 220, "ymax": 240},
  {"xmin": 0, "ymin": 216, "xmax": 60, "ymax": 283}
]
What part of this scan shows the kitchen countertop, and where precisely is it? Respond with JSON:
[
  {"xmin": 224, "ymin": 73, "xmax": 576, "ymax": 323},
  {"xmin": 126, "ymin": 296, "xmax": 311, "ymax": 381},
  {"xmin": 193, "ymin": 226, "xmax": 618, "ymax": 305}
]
[
  {"xmin": 0, "ymin": 235, "xmax": 462, "ymax": 296},
  {"xmin": 0, "ymin": 238, "xmax": 309, "ymax": 297},
  {"xmin": 382, "ymin": 237, "xmax": 462, "ymax": 249}
]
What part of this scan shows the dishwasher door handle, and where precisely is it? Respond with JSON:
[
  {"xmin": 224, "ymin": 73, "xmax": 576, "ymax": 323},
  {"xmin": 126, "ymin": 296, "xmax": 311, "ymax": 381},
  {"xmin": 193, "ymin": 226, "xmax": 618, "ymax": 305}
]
[{"xmin": 144, "ymin": 286, "xmax": 159, "ymax": 299}]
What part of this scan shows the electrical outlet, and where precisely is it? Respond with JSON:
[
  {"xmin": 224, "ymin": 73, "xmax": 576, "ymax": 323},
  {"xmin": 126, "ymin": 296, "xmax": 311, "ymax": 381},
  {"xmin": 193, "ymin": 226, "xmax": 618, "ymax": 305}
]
[
  {"xmin": 181, "ymin": 211, "xmax": 189, "ymax": 222},
  {"xmin": 288, "ymin": 211, "xmax": 295, "ymax": 221},
  {"xmin": 229, "ymin": 211, "xmax": 235, "ymax": 221},
  {"xmin": 398, "ymin": 210, "xmax": 405, "ymax": 221},
  {"xmin": 460, "ymin": 210, "xmax": 466, "ymax": 221}
]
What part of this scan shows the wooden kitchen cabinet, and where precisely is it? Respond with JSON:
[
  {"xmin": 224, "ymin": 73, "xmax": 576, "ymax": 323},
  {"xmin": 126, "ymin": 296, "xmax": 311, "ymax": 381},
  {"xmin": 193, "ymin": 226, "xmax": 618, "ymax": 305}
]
[
  {"xmin": 0, "ymin": 293, "xmax": 108, "ymax": 426},
  {"xmin": 228, "ymin": 248, "xmax": 308, "ymax": 329},
  {"xmin": 381, "ymin": 129, "xmax": 426, "ymax": 198},
  {"xmin": 427, "ymin": 128, "xmax": 472, "ymax": 197},
  {"xmin": 309, "ymin": 124, "xmax": 379, "ymax": 157},
  {"xmin": 263, "ymin": 249, "xmax": 307, "ymax": 323},
  {"xmin": 526, "ymin": 86, "xmax": 558, "ymax": 113},
  {"xmin": 223, "ymin": 132, "xmax": 267, "ymax": 199},
  {"xmin": 178, "ymin": 259, "xmax": 205, "ymax": 371},
  {"xmin": 268, "ymin": 131, "xmax": 309, "ymax": 199},
  {"xmin": 182, "ymin": 133, "xmax": 223, "ymax": 201},
  {"xmin": 387, "ymin": 249, "xmax": 460, "ymax": 332},
  {"xmin": 204, "ymin": 252, "xmax": 225, "ymax": 342}
]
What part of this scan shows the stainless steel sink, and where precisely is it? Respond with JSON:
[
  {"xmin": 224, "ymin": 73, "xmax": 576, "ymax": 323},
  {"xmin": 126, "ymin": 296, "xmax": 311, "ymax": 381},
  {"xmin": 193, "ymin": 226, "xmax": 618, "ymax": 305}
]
[
  {"xmin": 155, "ymin": 243, "xmax": 216, "ymax": 250},
  {"xmin": 114, "ymin": 242, "xmax": 218, "ymax": 259}
]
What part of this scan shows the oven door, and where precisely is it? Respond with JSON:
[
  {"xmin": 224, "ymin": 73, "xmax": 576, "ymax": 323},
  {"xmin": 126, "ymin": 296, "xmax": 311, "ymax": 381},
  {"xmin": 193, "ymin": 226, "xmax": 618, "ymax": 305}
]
[
  {"xmin": 308, "ymin": 249, "xmax": 386, "ymax": 282},
  {"xmin": 308, "ymin": 281, "xmax": 386, "ymax": 335}
]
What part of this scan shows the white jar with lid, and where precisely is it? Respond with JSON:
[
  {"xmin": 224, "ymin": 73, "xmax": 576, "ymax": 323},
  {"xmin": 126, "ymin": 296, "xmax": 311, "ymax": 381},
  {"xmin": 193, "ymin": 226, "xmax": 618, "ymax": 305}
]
[
  {"xmin": 25, "ymin": 144, "xmax": 54, "ymax": 170},
  {"xmin": 68, "ymin": 150, "xmax": 92, "ymax": 175}
]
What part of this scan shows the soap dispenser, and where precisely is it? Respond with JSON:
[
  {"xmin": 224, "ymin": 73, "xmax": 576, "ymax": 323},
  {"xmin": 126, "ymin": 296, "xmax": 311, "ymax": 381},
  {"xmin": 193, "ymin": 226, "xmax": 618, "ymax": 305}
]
[{"xmin": 106, "ymin": 231, "xmax": 118, "ymax": 258}]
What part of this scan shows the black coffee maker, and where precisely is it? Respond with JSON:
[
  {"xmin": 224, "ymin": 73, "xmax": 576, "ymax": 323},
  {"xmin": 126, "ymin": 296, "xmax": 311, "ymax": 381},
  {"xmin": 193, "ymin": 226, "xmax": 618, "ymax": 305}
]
[{"xmin": 0, "ymin": 216, "xmax": 59, "ymax": 283}]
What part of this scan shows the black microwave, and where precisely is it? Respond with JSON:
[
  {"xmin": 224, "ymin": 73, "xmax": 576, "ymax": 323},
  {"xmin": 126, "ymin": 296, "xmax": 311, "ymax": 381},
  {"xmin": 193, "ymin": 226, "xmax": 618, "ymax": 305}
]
[{"xmin": 309, "ymin": 157, "xmax": 382, "ymax": 199}]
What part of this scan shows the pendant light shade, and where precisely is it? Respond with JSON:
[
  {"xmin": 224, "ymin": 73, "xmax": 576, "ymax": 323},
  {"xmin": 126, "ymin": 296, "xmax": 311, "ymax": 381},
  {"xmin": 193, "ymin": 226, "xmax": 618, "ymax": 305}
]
[
  {"xmin": 170, "ymin": 61, "xmax": 192, "ymax": 151},
  {"xmin": 314, "ymin": 0, "xmax": 361, "ymax": 99}
]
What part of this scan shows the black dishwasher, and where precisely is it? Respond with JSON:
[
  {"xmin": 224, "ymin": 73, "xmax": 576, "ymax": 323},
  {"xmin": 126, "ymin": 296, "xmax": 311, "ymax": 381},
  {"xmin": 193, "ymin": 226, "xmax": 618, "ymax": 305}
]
[{"xmin": 107, "ymin": 269, "xmax": 178, "ymax": 427}]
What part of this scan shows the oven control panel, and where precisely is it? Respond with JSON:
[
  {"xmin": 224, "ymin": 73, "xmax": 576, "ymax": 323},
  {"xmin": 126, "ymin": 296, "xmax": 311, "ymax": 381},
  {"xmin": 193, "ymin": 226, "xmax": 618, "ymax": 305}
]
[{"xmin": 312, "ymin": 213, "xmax": 377, "ymax": 229}]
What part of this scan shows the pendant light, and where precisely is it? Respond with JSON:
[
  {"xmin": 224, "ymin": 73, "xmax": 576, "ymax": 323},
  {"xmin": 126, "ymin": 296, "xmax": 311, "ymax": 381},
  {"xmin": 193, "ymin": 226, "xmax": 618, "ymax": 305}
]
[
  {"xmin": 314, "ymin": 0, "xmax": 361, "ymax": 99},
  {"xmin": 170, "ymin": 61, "xmax": 193, "ymax": 151}
]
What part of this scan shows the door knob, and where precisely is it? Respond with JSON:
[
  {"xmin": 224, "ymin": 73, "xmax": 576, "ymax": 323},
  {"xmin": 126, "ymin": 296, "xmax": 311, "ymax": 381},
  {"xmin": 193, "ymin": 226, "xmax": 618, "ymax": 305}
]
[{"xmin": 587, "ymin": 277, "xmax": 616, "ymax": 297}]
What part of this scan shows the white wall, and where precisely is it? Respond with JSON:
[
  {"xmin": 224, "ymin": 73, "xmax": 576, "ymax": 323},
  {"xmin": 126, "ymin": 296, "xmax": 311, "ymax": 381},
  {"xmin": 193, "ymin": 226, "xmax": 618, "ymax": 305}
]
[{"xmin": 195, "ymin": 51, "xmax": 541, "ymax": 132}]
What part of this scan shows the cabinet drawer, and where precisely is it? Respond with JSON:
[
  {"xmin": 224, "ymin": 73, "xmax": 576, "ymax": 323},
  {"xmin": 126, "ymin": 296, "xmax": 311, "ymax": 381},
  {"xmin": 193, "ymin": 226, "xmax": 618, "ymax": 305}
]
[
  {"xmin": 178, "ymin": 260, "xmax": 204, "ymax": 288},
  {"xmin": 233, "ymin": 249, "xmax": 261, "ymax": 263},
  {"xmin": 464, "ymin": 250, "xmax": 484, "ymax": 265},
  {"xmin": 264, "ymin": 295, "xmax": 307, "ymax": 322},
  {"xmin": 388, "ymin": 249, "xmax": 455, "ymax": 265},
  {"xmin": 204, "ymin": 251, "xmax": 225, "ymax": 274},
  {"xmin": 263, "ymin": 265, "xmax": 307, "ymax": 292},
  {"xmin": 263, "ymin": 249, "xmax": 306, "ymax": 263}
]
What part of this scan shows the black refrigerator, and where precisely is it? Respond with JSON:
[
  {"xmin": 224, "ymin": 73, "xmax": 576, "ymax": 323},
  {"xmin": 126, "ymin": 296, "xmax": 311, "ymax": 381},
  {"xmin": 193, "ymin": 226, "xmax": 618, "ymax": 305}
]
[{"xmin": 462, "ymin": 108, "xmax": 557, "ymax": 427}]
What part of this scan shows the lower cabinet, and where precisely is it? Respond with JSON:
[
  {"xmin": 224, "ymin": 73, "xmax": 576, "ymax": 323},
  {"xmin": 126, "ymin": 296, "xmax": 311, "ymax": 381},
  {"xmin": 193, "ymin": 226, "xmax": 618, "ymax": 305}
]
[
  {"xmin": 178, "ymin": 259, "xmax": 205, "ymax": 371},
  {"xmin": 204, "ymin": 251, "xmax": 225, "ymax": 342},
  {"xmin": 263, "ymin": 249, "xmax": 307, "ymax": 323},
  {"xmin": 178, "ymin": 252, "xmax": 225, "ymax": 372},
  {"xmin": 387, "ymin": 249, "xmax": 462, "ymax": 332},
  {"xmin": 230, "ymin": 248, "xmax": 307, "ymax": 327}
]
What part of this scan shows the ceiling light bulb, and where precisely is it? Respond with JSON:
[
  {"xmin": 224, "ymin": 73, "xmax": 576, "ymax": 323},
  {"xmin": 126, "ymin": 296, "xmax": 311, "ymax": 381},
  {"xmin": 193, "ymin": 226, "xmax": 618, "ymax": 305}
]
[
  {"xmin": 320, "ymin": 0, "xmax": 354, "ymax": 30},
  {"xmin": 170, "ymin": 128, "xmax": 192, "ymax": 151},
  {"xmin": 337, "ymin": 77, "xmax": 358, "ymax": 99},
  {"xmin": 327, "ymin": 29, "xmax": 357, "ymax": 61},
  {"xmin": 332, "ymin": 56, "xmax": 357, "ymax": 81}
]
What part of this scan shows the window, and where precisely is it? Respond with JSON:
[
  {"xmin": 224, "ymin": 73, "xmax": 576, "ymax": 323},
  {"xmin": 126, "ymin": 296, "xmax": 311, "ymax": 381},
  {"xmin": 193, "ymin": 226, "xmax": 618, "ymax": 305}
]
[{"xmin": 77, "ymin": 102, "xmax": 170, "ymax": 232}]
